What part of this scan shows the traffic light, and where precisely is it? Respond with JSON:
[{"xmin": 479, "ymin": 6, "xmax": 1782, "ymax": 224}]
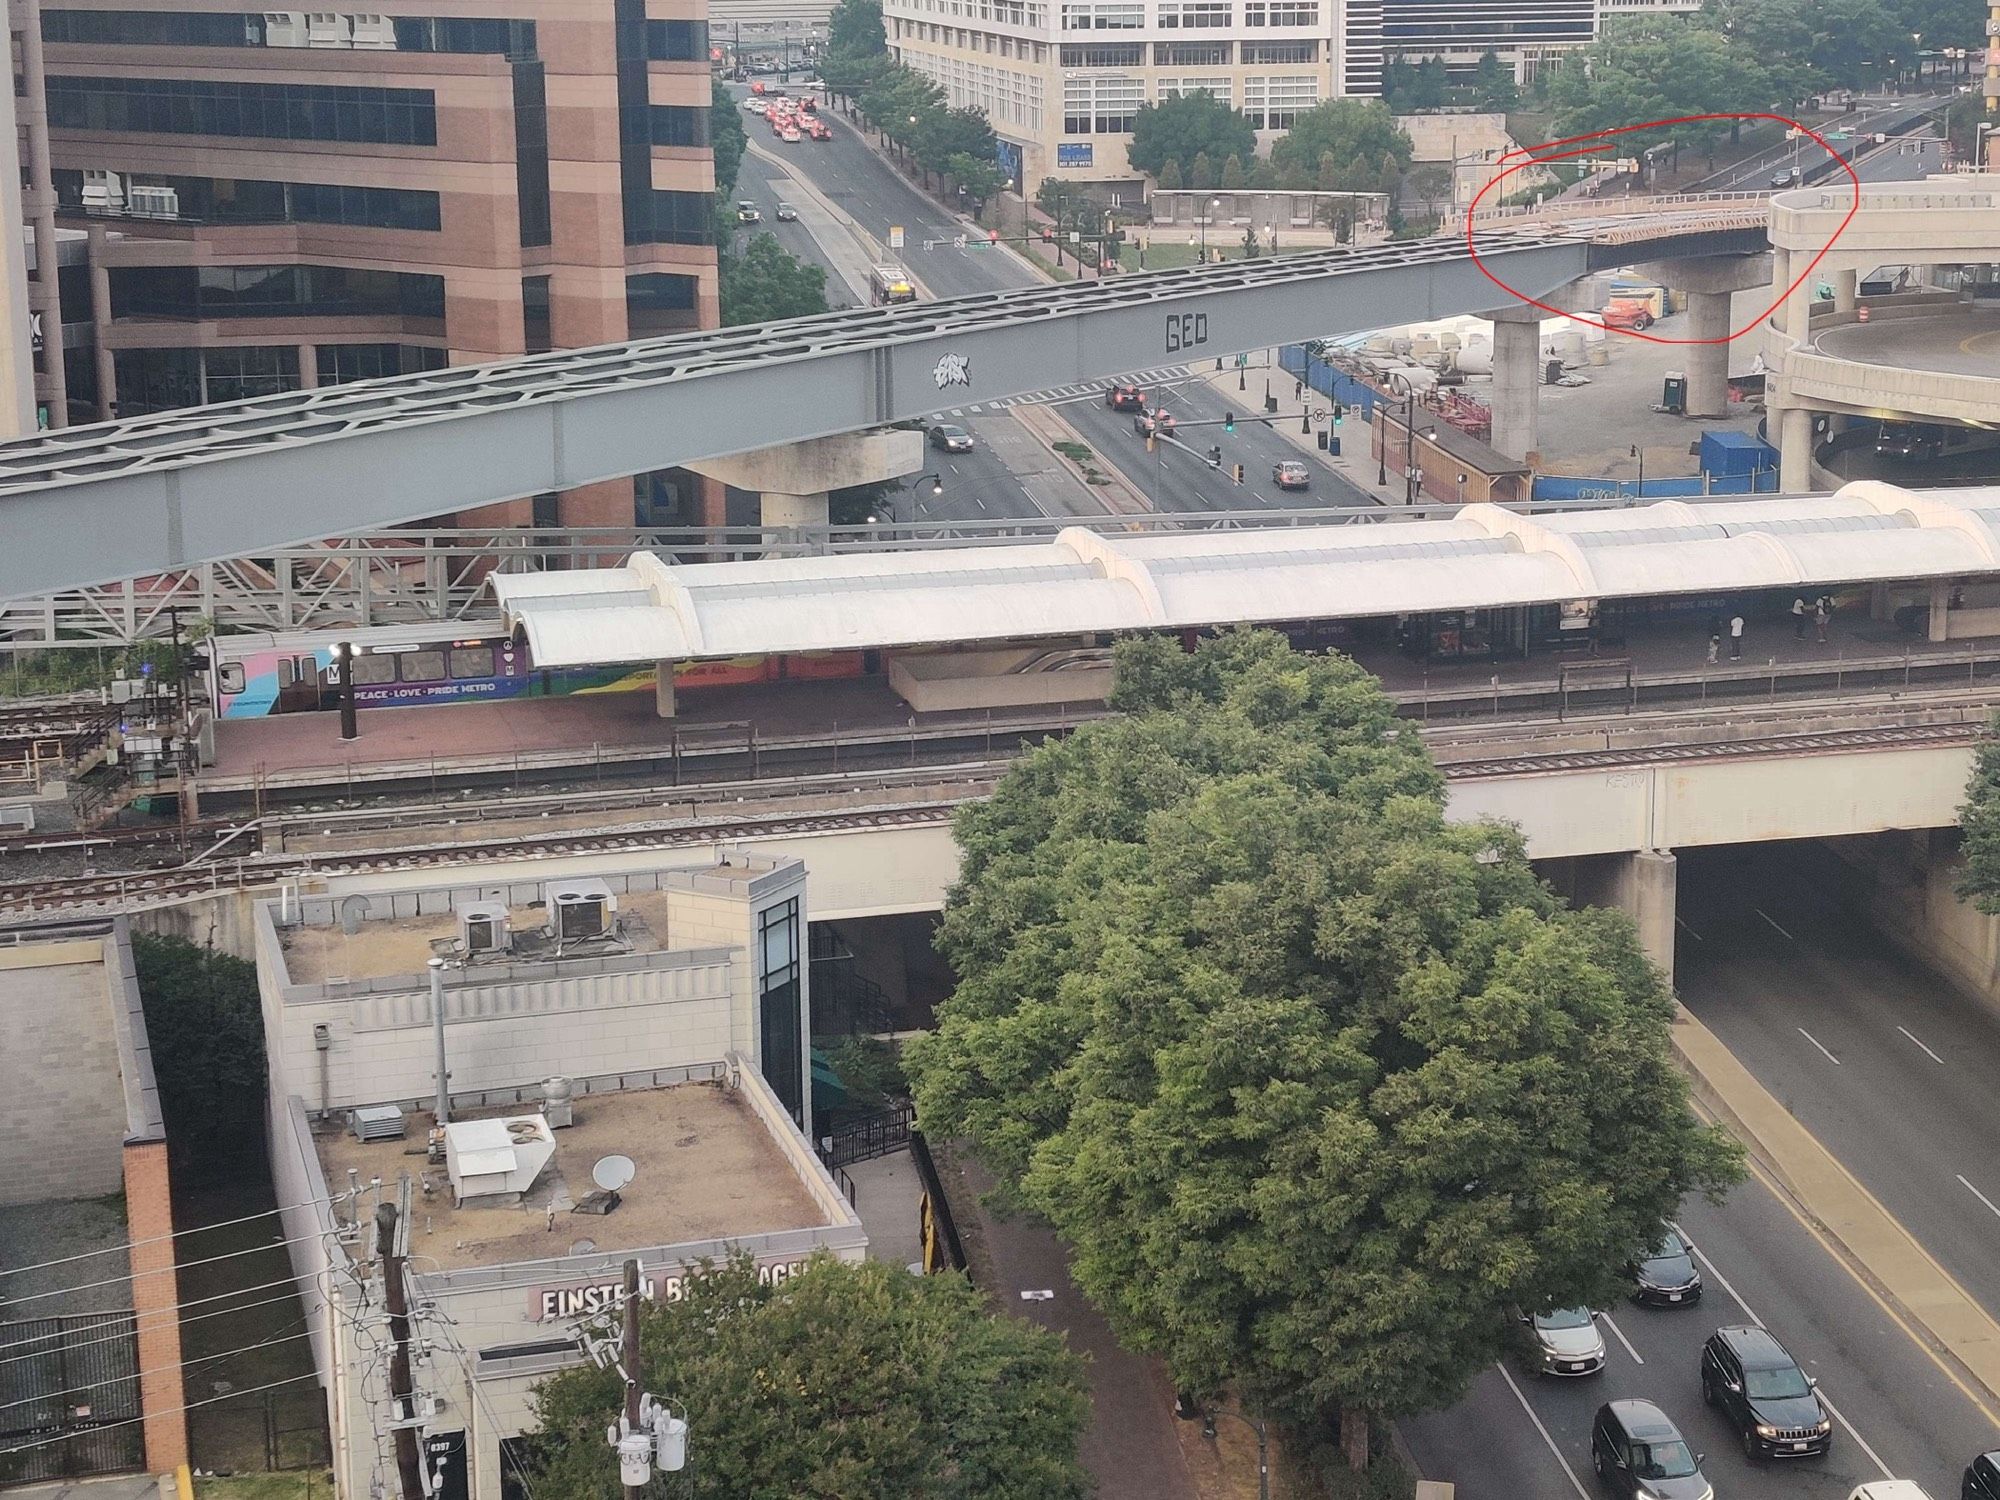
[
  {"xmin": 1232, "ymin": 463, "xmax": 1245, "ymax": 485},
  {"xmin": 1040, "ymin": 226, "xmax": 1053, "ymax": 242},
  {"xmin": 1333, "ymin": 403, "xmax": 1345, "ymax": 426},
  {"xmin": 1223, "ymin": 412, "xmax": 1235, "ymax": 434},
  {"xmin": 988, "ymin": 229, "xmax": 1000, "ymax": 245}
]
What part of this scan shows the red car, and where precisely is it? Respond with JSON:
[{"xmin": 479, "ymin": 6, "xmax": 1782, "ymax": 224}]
[
  {"xmin": 806, "ymin": 118, "xmax": 831, "ymax": 141},
  {"xmin": 1105, "ymin": 384, "xmax": 1146, "ymax": 411}
]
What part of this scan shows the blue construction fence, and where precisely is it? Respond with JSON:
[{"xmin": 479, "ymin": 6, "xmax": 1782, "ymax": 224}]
[
  {"xmin": 1279, "ymin": 344, "xmax": 1380, "ymax": 421},
  {"xmin": 1531, "ymin": 469, "xmax": 1780, "ymax": 500}
]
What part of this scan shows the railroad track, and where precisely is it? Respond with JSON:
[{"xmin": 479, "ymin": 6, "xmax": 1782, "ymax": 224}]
[{"xmin": 1445, "ymin": 719, "xmax": 1981, "ymax": 778}]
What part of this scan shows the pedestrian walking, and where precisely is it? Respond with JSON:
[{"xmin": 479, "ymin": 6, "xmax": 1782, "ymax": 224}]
[
  {"xmin": 1792, "ymin": 596, "xmax": 1808, "ymax": 639},
  {"xmin": 1815, "ymin": 597, "xmax": 1831, "ymax": 642},
  {"xmin": 1707, "ymin": 615, "xmax": 1722, "ymax": 664},
  {"xmin": 1729, "ymin": 612, "xmax": 1745, "ymax": 659}
]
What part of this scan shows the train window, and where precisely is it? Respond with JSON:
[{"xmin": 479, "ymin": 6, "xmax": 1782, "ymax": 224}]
[
  {"xmin": 276, "ymin": 658, "xmax": 296, "ymax": 688},
  {"xmin": 448, "ymin": 646, "xmax": 494, "ymax": 679},
  {"xmin": 218, "ymin": 662, "xmax": 245, "ymax": 693},
  {"xmin": 296, "ymin": 655, "xmax": 320, "ymax": 682},
  {"xmin": 351, "ymin": 653, "xmax": 398, "ymax": 686},
  {"xmin": 400, "ymin": 650, "xmax": 447, "ymax": 682}
]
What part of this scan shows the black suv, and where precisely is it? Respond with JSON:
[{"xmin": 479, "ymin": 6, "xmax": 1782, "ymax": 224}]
[
  {"xmin": 1963, "ymin": 1448, "xmax": 2000, "ymax": 1499},
  {"xmin": 1590, "ymin": 1400, "xmax": 1712, "ymax": 1500},
  {"xmin": 1700, "ymin": 1325, "xmax": 1832, "ymax": 1459},
  {"xmin": 1625, "ymin": 1225, "xmax": 1702, "ymax": 1306}
]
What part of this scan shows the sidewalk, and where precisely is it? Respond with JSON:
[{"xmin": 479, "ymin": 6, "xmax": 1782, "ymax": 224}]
[
  {"xmin": 1197, "ymin": 350, "xmax": 1392, "ymax": 501},
  {"xmin": 1674, "ymin": 1004, "xmax": 2000, "ymax": 1405}
]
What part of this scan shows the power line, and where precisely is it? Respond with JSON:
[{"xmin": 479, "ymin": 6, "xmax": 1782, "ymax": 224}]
[
  {"xmin": 3, "ymin": 1227, "xmax": 341, "ymax": 1307},
  {"xmin": 0, "ymin": 1328, "xmax": 316, "ymax": 1416},
  {"xmin": 0, "ymin": 1373, "xmax": 320, "ymax": 1457},
  {"xmin": 0, "ymin": 1192, "xmax": 353, "ymax": 1281},
  {"xmin": 0, "ymin": 1287, "xmax": 308, "ymax": 1370},
  {"xmin": 0, "ymin": 1270, "xmax": 324, "ymax": 1357}
]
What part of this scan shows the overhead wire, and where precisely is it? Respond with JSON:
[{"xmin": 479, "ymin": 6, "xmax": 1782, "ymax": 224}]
[
  {"xmin": 0, "ymin": 1191, "xmax": 354, "ymax": 1280},
  {"xmin": 0, "ymin": 1373, "xmax": 321, "ymax": 1457},
  {"xmin": 2, "ymin": 1226, "xmax": 346, "ymax": 1306}
]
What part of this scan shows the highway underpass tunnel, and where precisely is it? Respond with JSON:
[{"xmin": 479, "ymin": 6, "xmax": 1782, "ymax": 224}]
[{"xmin": 1540, "ymin": 850, "xmax": 1679, "ymax": 986}]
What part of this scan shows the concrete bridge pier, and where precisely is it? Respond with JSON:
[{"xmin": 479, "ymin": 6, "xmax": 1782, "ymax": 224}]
[
  {"xmin": 1777, "ymin": 406, "xmax": 1814, "ymax": 492},
  {"xmin": 1485, "ymin": 304, "xmax": 1546, "ymax": 464},
  {"xmin": 688, "ymin": 428, "xmax": 925, "ymax": 532},
  {"xmin": 1548, "ymin": 848, "xmax": 1679, "ymax": 987},
  {"xmin": 1638, "ymin": 254, "xmax": 1770, "ymax": 419}
]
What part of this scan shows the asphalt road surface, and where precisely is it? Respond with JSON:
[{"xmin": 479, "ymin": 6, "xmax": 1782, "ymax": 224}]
[
  {"xmin": 1678, "ymin": 841, "xmax": 2000, "ymax": 1326},
  {"xmin": 1402, "ymin": 1171, "xmax": 2000, "ymax": 1498},
  {"xmin": 1693, "ymin": 94, "xmax": 1952, "ymax": 190},
  {"xmin": 1814, "ymin": 308, "xmax": 2000, "ymax": 378}
]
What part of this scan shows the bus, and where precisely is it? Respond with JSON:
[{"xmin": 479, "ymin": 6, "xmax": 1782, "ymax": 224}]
[{"xmin": 870, "ymin": 265, "xmax": 917, "ymax": 305}]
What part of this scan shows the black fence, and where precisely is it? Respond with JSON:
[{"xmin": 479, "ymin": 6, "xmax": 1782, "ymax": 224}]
[
  {"xmin": 0, "ymin": 1311, "xmax": 145, "ymax": 1484},
  {"xmin": 910, "ymin": 1132, "xmax": 969, "ymax": 1276},
  {"xmin": 818, "ymin": 1103, "xmax": 916, "ymax": 1169}
]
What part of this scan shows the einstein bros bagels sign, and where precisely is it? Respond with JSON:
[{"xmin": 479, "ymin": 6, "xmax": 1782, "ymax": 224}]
[{"xmin": 531, "ymin": 1257, "xmax": 808, "ymax": 1321}]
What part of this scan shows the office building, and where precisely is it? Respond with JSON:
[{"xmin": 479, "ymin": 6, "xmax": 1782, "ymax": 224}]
[
  {"xmin": 883, "ymin": 0, "xmax": 1594, "ymax": 189},
  {"xmin": 17, "ymin": 0, "xmax": 719, "ymax": 527}
]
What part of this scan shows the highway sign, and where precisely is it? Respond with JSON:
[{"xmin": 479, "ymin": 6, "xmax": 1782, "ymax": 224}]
[{"xmin": 889, "ymin": 225, "xmax": 905, "ymax": 248}]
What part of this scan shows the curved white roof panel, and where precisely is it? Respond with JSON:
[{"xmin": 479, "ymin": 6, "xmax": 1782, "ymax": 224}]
[{"xmin": 492, "ymin": 482, "xmax": 2000, "ymax": 669}]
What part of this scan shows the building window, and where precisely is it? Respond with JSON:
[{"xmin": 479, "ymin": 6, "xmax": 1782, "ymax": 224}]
[
  {"xmin": 627, "ymin": 272, "xmax": 698, "ymax": 335},
  {"xmin": 512, "ymin": 61, "xmax": 551, "ymax": 247},
  {"xmin": 52, "ymin": 170, "xmax": 441, "ymax": 230},
  {"xmin": 1262, "ymin": 73, "xmax": 1318, "ymax": 128},
  {"xmin": 43, "ymin": 10, "xmax": 253, "ymax": 46},
  {"xmin": 644, "ymin": 18, "xmax": 707, "ymax": 59},
  {"xmin": 1243, "ymin": 39, "xmax": 1315, "ymax": 61},
  {"xmin": 109, "ymin": 264, "xmax": 446, "ymax": 320},
  {"xmin": 757, "ymin": 899, "xmax": 804, "ymax": 1127},
  {"xmin": 1242, "ymin": 0, "xmax": 1317, "ymax": 21},
  {"xmin": 47, "ymin": 76, "xmax": 437, "ymax": 146},
  {"xmin": 1159, "ymin": 76, "xmax": 1231, "ymax": 102},
  {"xmin": 111, "ymin": 345, "xmax": 300, "ymax": 415},
  {"xmin": 1154, "ymin": 40, "xmax": 1229, "ymax": 63},
  {"xmin": 1093, "ymin": 74, "xmax": 1143, "ymax": 131},
  {"xmin": 624, "ymin": 191, "xmax": 713, "ymax": 246},
  {"xmin": 391, "ymin": 16, "xmax": 537, "ymax": 54},
  {"xmin": 649, "ymin": 104, "xmax": 709, "ymax": 147},
  {"xmin": 1059, "ymin": 1, "xmax": 1141, "ymax": 27},
  {"xmin": 1155, "ymin": 0, "xmax": 1230, "ymax": 26},
  {"xmin": 1059, "ymin": 42, "xmax": 1143, "ymax": 65},
  {"xmin": 522, "ymin": 276, "xmax": 551, "ymax": 354},
  {"xmin": 315, "ymin": 343, "xmax": 446, "ymax": 384}
]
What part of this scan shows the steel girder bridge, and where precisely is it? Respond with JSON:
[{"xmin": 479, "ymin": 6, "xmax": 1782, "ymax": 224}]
[{"xmin": 0, "ymin": 218, "xmax": 1765, "ymax": 603}]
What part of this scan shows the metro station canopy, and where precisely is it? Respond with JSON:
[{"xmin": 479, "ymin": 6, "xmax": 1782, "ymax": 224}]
[{"xmin": 491, "ymin": 482, "xmax": 2000, "ymax": 668}]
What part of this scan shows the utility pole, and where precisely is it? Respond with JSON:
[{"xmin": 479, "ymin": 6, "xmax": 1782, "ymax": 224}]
[
  {"xmin": 621, "ymin": 1258, "xmax": 644, "ymax": 1500},
  {"xmin": 376, "ymin": 1203, "xmax": 426, "ymax": 1500}
]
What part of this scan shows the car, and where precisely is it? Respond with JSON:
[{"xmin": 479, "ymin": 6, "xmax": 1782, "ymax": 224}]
[
  {"xmin": 1134, "ymin": 411, "xmax": 1176, "ymax": 438},
  {"xmin": 1772, "ymin": 168, "xmax": 1799, "ymax": 186},
  {"xmin": 807, "ymin": 118, "xmax": 832, "ymax": 140},
  {"xmin": 927, "ymin": 423, "xmax": 974, "ymax": 453},
  {"xmin": 775, "ymin": 202, "xmax": 799, "ymax": 221},
  {"xmin": 1273, "ymin": 460, "xmax": 1311, "ymax": 491},
  {"xmin": 781, "ymin": 126, "xmax": 802, "ymax": 143},
  {"xmin": 1625, "ymin": 1225, "xmax": 1702, "ymax": 1305},
  {"xmin": 1520, "ymin": 1306, "xmax": 1605, "ymax": 1377},
  {"xmin": 1851, "ymin": 1485, "xmax": 1937, "ymax": 1500},
  {"xmin": 1591, "ymin": 1400, "xmax": 1711, "ymax": 1500},
  {"xmin": 1105, "ymin": 384, "xmax": 1146, "ymax": 411},
  {"xmin": 741, "ymin": 97, "xmax": 769, "ymax": 112},
  {"xmin": 1700, "ymin": 1325, "xmax": 1832, "ymax": 1459},
  {"xmin": 1964, "ymin": 1453, "xmax": 2000, "ymax": 1500},
  {"xmin": 736, "ymin": 201, "xmax": 761, "ymax": 223}
]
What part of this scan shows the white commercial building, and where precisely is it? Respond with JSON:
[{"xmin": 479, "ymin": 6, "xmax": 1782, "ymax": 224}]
[
  {"xmin": 882, "ymin": 0, "xmax": 1596, "ymax": 190},
  {"xmin": 261, "ymin": 854, "xmax": 867, "ymax": 1500}
]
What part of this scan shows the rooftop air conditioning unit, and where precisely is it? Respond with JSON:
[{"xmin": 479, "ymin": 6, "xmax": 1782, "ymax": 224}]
[
  {"xmin": 80, "ymin": 170, "xmax": 123, "ymax": 214},
  {"xmin": 443, "ymin": 1115, "xmax": 556, "ymax": 1206},
  {"xmin": 349, "ymin": 12, "xmax": 396, "ymax": 47},
  {"xmin": 263, "ymin": 10, "xmax": 309, "ymax": 45},
  {"xmin": 306, "ymin": 11, "xmax": 352, "ymax": 45},
  {"xmin": 546, "ymin": 878, "xmax": 616, "ymax": 943},
  {"xmin": 350, "ymin": 1104, "xmax": 406, "ymax": 1142},
  {"xmin": 541, "ymin": 1076, "xmax": 574, "ymax": 1128},
  {"xmin": 126, "ymin": 185, "xmax": 180, "ymax": 219},
  {"xmin": 459, "ymin": 900, "xmax": 510, "ymax": 956}
]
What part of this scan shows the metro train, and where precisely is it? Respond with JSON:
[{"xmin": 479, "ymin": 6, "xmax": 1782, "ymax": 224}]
[{"xmin": 205, "ymin": 624, "xmax": 865, "ymax": 719}]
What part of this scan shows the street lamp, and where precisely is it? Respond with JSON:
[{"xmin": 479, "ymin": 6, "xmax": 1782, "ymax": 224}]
[
  {"xmin": 1630, "ymin": 443, "xmax": 1646, "ymax": 499},
  {"xmin": 1377, "ymin": 373, "xmax": 1413, "ymax": 488},
  {"xmin": 331, "ymin": 641, "xmax": 359, "ymax": 741},
  {"xmin": 1199, "ymin": 196, "xmax": 1220, "ymax": 263},
  {"xmin": 1197, "ymin": 1408, "xmax": 1269, "ymax": 1500},
  {"xmin": 1406, "ymin": 422, "xmax": 1435, "ymax": 505}
]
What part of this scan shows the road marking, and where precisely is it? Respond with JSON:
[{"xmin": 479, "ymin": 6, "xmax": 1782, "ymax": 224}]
[
  {"xmin": 971, "ymin": 495, "xmax": 985, "ymax": 512},
  {"xmin": 1756, "ymin": 908, "xmax": 1795, "ymax": 940},
  {"xmin": 1959, "ymin": 1174, "xmax": 2000, "ymax": 1220},
  {"xmin": 1897, "ymin": 1025, "xmax": 1946, "ymax": 1065},
  {"xmin": 947, "ymin": 462, "xmax": 959, "ymax": 475},
  {"xmin": 1674, "ymin": 916, "xmax": 1704, "ymax": 942},
  {"xmin": 1797, "ymin": 1027, "xmax": 1841, "ymax": 1065},
  {"xmin": 1679, "ymin": 1226, "xmax": 1893, "ymax": 1481},
  {"xmin": 1495, "ymin": 1364, "xmax": 1591, "ymax": 1500},
  {"xmin": 1598, "ymin": 1312, "xmax": 1644, "ymax": 1365}
]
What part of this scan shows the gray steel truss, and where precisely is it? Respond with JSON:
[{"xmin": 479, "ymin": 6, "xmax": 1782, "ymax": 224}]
[{"xmin": 0, "ymin": 235, "xmax": 1595, "ymax": 602}]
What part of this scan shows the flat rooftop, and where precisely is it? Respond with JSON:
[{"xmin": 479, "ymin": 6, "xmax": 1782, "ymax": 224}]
[
  {"xmin": 281, "ymin": 888, "xmax": 684, "ymax": 985},
  {"xmin": 314, "ymin": 1082, "xmax": 827, "ymax": 1271}
]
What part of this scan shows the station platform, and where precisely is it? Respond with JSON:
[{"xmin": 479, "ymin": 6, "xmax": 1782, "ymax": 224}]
[{"xmin": 202, "ymin": 604, "xmax": 2000, "ymax": 797}]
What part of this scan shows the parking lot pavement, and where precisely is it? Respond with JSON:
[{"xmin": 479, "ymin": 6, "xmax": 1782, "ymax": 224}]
[{"xmin": 1401, "ymin": 1173, "xmax": 2000, "ymax": 1499}]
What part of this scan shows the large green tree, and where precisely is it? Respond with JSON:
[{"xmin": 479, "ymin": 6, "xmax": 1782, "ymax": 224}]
[
  {"xmin": 822, "ymin": 0, "xmax": 892, "ymax": 104},
  {"xmin": 1551, "ymin": 17, "xmax": 1776, "ymax": 152},
  {"xmin": 1127, "ymin": 90, "xmax": 1257, "ymax": 181},
  {"xmin": 711, "ymin": 77, "xmax": 748, "ymax": 199},
  {"xmin": 905, "ymin": 631, "xmax": 1741, "ymax": 1458},
  {"xmin": 1956, "ymin": 719, "xmax": 2000, "ymax": 911},
  {"xmin": 1472, "ymin": 49, "xmax": 1520, "ymax": 110},
  {"xmin": 1270, "ymin": 100, "xmax": 1413, "ymax": 184},
  {"xmin": 523, "ymin": 1254, "xmax": 1090, "ymax": 1500},
  {"xmin": 721, "ymin": 233, "xmax": 829, "ymax": 325}
]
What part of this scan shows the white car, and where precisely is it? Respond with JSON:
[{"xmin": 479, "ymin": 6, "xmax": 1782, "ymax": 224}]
[{"xmin": 1521, "ymin": 1307, "xmax": 1606, "ymax": 1377}]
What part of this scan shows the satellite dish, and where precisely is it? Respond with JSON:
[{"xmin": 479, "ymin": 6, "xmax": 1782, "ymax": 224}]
[{"xmin": 592, "ymin": 1155, "xmax": 637, "ymax": 1192}]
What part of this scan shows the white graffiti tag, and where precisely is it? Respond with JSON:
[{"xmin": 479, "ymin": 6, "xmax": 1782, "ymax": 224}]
[{"xmin": 933, "ymin": 353, "xmax": 971, "ymax": 389}]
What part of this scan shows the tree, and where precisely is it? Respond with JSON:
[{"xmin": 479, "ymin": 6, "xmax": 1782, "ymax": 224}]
[
  {"xmin": 905, "ymin": 631, "xmax": 1742, "ymax": 1461},
  {"xmin": 524, "ymin": 1253, "xmax": 1091, "ymax": 1500},
  {"xmin": 1159, "ymin": 157, "xmax": 1185, "ymax": 190},
  {"xmin": 721, "ymin": 233, "xmax": 829, "ymax": 325},
  {"xmin": 1270, "ymin": 100, "xmax": 1413, "ymax": 183},
  {"xmin": 1316, "ymin": 149, "xmax": 1341, "ymax": 193},
  {"xmin": 132, "ymin": 933, "xmax": 267, "ymax": 1179},
  {"xmin": 822, "ymin": 0, "xmax": 891, "ymax": 104},
  {"xmin": 1189, "ymin": 150, "xmax": 1216, "ymax": 189},
  {"xmin": 914, "ymin": 105, "xmax": 998, "ymax": 189},
  {"xmin": 946, "ymin": 150, "xmax": 1005, "ymax": 210},
  {"xmin": 1472, "ymin": 49, "xmax": 1520, "ymax": 110},
  {"xmin": 1127, "ymin": 90, "xmax": 1257, "ymax": 181},
  {"xmin": 1409, "ymin": 161, "xmax": 1453, "ymax": 217},
  {"xmin": 1957, "ymin": 719, "xmax": 2000, "ymax": 911},
  {"xmin": 1551, "ymin": 18, "xmax": 1775, "ymax": 153},
  {"xmin": 711, "ymin": 77, "xmax": 748, "ymax": 200},
  {"xmin": 1383, "ymin": 53, "xmax": 1447, "ymax": 108},
  {"xmin": 1221, "ymin": 153, "xmax": 1248, "ymax": 188}
]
